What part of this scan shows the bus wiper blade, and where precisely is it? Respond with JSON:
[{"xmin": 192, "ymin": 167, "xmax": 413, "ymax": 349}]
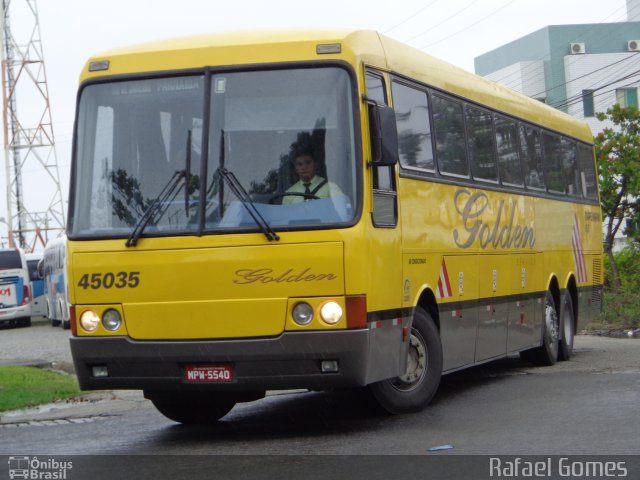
[
  {"xmin": 216, "ymin": 167, "xmax": 280, "ymax": 242},
  {"xmin": 125, "ymin": 169, "xmax": 186, "ymax": 247}
]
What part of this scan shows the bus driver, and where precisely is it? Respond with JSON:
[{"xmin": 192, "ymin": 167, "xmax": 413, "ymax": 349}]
[{"xmin": 282, "ymin": 150, "xmax": 343, "ymax": 204}]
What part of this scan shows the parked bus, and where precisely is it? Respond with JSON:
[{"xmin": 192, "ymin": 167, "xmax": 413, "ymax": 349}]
[
  {"xmin": 0, "ymin": 248, "xmax": 31, "ymax": 328},
  {"xmin": 42, "ymin": 236, "xmax": 70, "ymax": 328},
  {"xmin": 68, "ymin": 30, "xmax": 603, "ymax": 423},
  {"xmin": 26, "ymin": 253, "xmax": 46, "ymax": 318}
]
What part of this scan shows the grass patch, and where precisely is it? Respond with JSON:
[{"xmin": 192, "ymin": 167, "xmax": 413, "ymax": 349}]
[{"xmin": 0, "ymin": 366, "xmax": 81, "ymax": 413}]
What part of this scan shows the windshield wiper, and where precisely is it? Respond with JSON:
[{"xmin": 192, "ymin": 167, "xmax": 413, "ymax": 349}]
[
  {"xmin": 216, "ymin": 130, "xmax": 279, "ymax": 241},
  {"xmin": 216, "ymin": 166, "xmax": 280, "ymax": 242},
  {"xmin": 125, "ymin": 169, "xmax": 186, "ymax": 247}
]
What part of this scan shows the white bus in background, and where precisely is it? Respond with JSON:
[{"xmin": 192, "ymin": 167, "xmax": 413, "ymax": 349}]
[
  {"xmin": 42, "ymin": 236, "xmax": 70, "ymax": 328},
  {"xmin": 0, "ymin": 247, "xmax": 31, "ymax": 328},
  {"xmin": 26, "ymin": 252, "xmax": 47, "ymax": 318}
]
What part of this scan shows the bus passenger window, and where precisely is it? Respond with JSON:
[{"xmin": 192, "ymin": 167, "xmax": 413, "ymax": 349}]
[
  {"xmin": 519, "ymin": 124, "xmax": 545, "ymax": 190},
  {"xmin": 495, "ymin": 115, "xmax": 523, "ymax": 186},
  {"xmin": 542, "ymin": 132, "xmax": 565, "ymax": 194},
  {"xmin": 391, "ymin": 81, "xmax": 434, "ymax": 172},
  {"xmin": 432, "ymin": 95, "xmax": 468, "ymax": 177},
  {"xmin": 561, "ymin": 138, "xmax": 582, "ymax": 197},
  {"xmin": 466, "ymin": 106, "xmax": 496, "ymax": 182},
  {"xmin": 577, "ymin": 144, "xmax": 598, "ymax": 199}
]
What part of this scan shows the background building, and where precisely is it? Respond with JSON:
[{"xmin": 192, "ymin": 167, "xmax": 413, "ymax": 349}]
[{"xmin": 474, "ymin": 0, "xmax": 640, "ymax": 134}]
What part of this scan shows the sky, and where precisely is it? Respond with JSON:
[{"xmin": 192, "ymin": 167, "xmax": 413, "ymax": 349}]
[{"xmin": 0, "ymin": 0, "xmax": 631, "ymax": 242}]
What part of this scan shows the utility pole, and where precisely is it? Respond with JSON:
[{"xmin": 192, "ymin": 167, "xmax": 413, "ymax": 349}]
[{"xmin": 1, "ymin": 0, "xmax": 65, "ymax": 252}]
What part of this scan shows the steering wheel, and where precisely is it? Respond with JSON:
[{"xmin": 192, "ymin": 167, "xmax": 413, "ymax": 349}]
[{"xmin": 269, "ymin": 192, "xmax": 320, "ymax": 204}]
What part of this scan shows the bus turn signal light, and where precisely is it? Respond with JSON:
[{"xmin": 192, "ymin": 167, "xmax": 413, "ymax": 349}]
[{"xmin": 346, "ymin": 295, "xmax": 367, "ymax": 329}]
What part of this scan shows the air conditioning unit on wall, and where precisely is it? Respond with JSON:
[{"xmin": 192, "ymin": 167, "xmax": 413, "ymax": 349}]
[
  {"xmin": 628, "ymin": 40, "xmax": 640, "ymax": 51},
  {"xmin": 570, "ymin": 43, "xmax": 586, "ymax": 54}
]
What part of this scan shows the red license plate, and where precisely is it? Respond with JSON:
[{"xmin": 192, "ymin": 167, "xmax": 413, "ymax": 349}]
[{"xmin": 183, "ymin": 365, "xmax": 234, "ymax": 383}]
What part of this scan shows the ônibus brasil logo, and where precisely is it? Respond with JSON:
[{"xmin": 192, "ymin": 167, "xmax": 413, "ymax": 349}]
[{"xmin": 7, "ymin": 456, "xmax": 73, "ymax": 479}]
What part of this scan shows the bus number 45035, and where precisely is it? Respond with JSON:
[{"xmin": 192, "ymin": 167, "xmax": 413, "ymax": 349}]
[{"xmin": 77, "ymin": 272, "xmax": 140, "ymax": 290}]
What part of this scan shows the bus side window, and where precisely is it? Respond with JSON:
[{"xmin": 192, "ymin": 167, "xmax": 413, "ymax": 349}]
[
  {"xmin": 495, "ymin": 115, "xmax": 524, "ymax": 186},
  {"xmin": 466, "ymin": 105, "xmax": 497, "ymax": 182},
  {"xmin": 561, "ymin": 138, "xmax": 582, "ymax": 198},
  {"xmin": 542, "ymin": 132, "xmax": 566, "ymax": 194},
  {"xmin": 577, "ymin": 144, "xmax": 598, "ymax": 200},
  {"xmin": 366, "ymin": 70, "xmax": 397, "ymax": 228},
  {"xmin": 519, "ymin": 124, "xmax": 545, "ymax": 190},
  {"xmin": 432, "ymin": 94, "xmax": 468, "ymax": 178},
  {"xmin": 391, "ymin": 81, "xmax": 435, "ymax": 172}
]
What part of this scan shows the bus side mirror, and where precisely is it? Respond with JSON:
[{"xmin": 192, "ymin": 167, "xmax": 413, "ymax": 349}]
[{"xmin": 368, "ymin": 104, "xmax": 399, "ymax": 167}]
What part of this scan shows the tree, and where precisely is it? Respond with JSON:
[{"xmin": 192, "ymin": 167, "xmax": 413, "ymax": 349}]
[{"xmin": 595, "ymin": 104, "xmax": 640, "ymax": 290}]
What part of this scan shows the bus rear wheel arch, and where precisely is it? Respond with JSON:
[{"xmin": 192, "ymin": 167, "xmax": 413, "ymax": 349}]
[{"xmin": 368, "ymin": 306, "xmax": 443, "ymax": 414}]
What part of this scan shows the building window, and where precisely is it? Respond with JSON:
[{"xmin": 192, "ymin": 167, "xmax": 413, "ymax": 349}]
[
  {"xmin": 616, "ymin": 88, "xmax": 638, "ymax": 108},
  {"xmin": 582, "ymin": 90, "xmax": 595, "ymax": 117}
]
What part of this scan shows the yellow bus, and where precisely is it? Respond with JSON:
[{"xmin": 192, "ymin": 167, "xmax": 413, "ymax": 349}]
[{"xmin": 68, "ymin": 29, "xmax": 603, "ymax": 423}]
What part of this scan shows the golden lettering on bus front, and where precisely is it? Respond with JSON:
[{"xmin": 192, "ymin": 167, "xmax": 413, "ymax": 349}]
[
  {"xmin": 233, "ymin": 268, "xmax": 338, "ymax": 285},
  {"xmin": 453, "ymin": 189, "xmax": 535, "ymax": 250}
]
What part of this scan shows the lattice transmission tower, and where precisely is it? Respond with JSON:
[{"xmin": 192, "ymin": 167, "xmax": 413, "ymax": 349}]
[{"xmin": 1, "ymin": 0, "xmax": 65, "ymax": 252}]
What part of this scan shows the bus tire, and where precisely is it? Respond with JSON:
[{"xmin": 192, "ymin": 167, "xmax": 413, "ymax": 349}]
[
  {"xmin": 558, "ymin": 291, "xmax": 575, "ymax": 361},
  {"xmin": 147, "ymin": 392, "xmax": 236, "ymax": 424},
  {"xmin": 369, "ymin": 306, "xmax": 442, "ymax": 414},
  {"xmin": 520, "ymin": 291, "xmax": 559, "ymax": 366}
]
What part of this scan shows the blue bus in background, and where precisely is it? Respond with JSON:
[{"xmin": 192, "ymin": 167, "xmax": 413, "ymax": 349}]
[
  {"xmin": 42, "ymin": 236, "xmax": 70, "ymax": 328},
  {"xmin": 26, "ymin": 253, "xmax": 46, "ymax": 319}
]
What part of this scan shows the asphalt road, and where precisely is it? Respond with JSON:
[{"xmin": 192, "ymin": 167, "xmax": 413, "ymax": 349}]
[{"xmin": 0, "ymin": 324, "xmax": 638, "ymax": 463}]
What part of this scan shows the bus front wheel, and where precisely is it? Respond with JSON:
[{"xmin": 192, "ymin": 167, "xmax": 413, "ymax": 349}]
[
  {"xmin": 146, "ymin": 392, "xmax": 236, "ymax": 424},
  {"xmin": 369, "ymin": 306, "xmax": 442, "ymax": 414}
]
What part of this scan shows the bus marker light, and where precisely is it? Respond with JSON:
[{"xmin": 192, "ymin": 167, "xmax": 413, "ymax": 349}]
[
  {"xmin": 321, "ymin": 360, "xmax": 339, "ymax": 373},
  {"xmin": 102, "ymin": 309, "xmax": 122, "ymax": 331},
  {"xmin": 292, "ymin": 302, "xmax": 314, "ymax": 326},
  {"xmin": 316, "ymin": 43, "xmax": 341, "ymax": 54},
  {"xmin": 92, "ymin": 366, "xmax": 109, "ymax": 378},
  {"xmin": 88, "ymin": 60, "xmax": 110, "ymax": 72},
  {"xmin": 70, "ymin": 306, "xmax": 77, "ymax": 336},
  {"xmin": 80, "ymin": 310, "xmax": 100, "ymax": 332},
  {"xmin": 320, "ymin": 301, "xmax": 342, "ymax": 325}
]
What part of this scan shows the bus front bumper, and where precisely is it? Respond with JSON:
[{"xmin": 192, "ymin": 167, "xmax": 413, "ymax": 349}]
[{"xmin": 70, "ymin": 327, "xmax": 406, "ymax": 392}]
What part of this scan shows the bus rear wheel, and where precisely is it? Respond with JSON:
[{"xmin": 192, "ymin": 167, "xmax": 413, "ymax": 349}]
[
  {"xmin": 558, "ymin": 291, "xmax": 575, "ymax": 361},
  {"xmin": 146, "ymin": 392, "xmax": 236, "ymax": 424},
  {"xmin": 369, "ymin": 306, "xmax": 442, "ymax": 414},
  {"xmin": 520, "ymin": 291, "xmax": 559, "ymax": 366}
]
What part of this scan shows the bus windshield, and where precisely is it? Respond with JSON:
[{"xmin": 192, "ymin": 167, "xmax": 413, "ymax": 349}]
[{"xmin": 70, "ymin": 67, "xmax": 358, "ymax": 239}]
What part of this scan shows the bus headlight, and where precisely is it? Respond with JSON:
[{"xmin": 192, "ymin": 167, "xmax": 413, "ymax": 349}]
[
  {"xmin": 79, "ymin": 310, "xmax": 100, "ymax": 332},
  {"xmin": 292, "ymin": 302, "xmax": 314, "ymax": 326},
  {"xmin": 320, "ymin": 301, "xmax": 343, "ymax": 325},
  {"xmin": 102, "ymin": 309, "xmax": 122, "ymax": 331}
]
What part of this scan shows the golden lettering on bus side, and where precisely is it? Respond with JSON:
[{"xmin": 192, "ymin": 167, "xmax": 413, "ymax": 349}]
[
  {"xmin": 233, "ymin": 268, "xmax": 338, "ymax": 285},
  {"xmin": 453, "ymin": 189, "xmax": 535, "ymax": 250}
]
